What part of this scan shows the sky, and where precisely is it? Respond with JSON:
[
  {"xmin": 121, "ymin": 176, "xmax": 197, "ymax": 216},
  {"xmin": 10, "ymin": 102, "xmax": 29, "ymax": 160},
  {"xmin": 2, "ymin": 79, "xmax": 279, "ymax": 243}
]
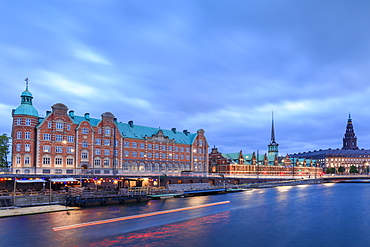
[{"xmin": 2, "ymin": 0, "xmax": 370, "ymax": 155}]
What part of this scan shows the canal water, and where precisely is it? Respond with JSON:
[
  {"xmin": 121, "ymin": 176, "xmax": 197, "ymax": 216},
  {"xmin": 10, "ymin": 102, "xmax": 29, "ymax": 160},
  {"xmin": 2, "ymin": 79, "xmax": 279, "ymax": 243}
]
[{"xmin": 1, "ymin": 183, "xmax": 370, "ymax": 247}]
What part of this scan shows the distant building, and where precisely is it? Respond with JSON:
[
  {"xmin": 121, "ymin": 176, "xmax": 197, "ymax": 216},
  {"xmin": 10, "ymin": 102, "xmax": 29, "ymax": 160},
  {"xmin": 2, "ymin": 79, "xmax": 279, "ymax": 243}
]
[
  {"xmin": 289, "ymin": 114, "xmax": 370, "ymax": 173},
  {"xmin": 11, "ymin": 83, "xmax": 209, "ymax": 175},
  {"xmin": 209, "ymin": 114, "xmax": 321, "ymax": 177}
]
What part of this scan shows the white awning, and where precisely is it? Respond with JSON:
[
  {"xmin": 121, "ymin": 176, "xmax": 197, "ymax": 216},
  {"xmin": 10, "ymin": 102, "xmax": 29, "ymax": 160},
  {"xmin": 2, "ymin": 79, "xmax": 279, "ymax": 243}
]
[
  {"xmin": 15, "ymin": 179, "xmax": 47, "ymax": 183},
  {"xmin": 50, "ymin": 178, "xmax": 78, "ymax": 182}
]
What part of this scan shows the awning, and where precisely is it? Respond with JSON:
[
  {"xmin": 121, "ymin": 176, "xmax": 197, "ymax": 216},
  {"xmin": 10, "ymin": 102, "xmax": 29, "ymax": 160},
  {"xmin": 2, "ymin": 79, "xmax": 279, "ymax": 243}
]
[
  {"xmin": 15, "ymin": 179, "xmax": 47, "ymax": 183},
  {"xmin": 50, "ymin": 178, "xmax": 78, "ymax": 182}
]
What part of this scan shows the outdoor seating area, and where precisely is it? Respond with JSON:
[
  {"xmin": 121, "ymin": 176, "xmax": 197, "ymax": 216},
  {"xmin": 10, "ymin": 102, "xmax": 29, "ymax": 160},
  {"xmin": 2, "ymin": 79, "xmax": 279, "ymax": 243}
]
[{"xmin": 0, "ymin": 188, "xmax": 69, "ymax": 197}]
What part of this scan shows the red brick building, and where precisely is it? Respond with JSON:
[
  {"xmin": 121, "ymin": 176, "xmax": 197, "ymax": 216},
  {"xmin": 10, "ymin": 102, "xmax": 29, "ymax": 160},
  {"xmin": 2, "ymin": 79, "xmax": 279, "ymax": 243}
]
[{"xmin": 11, "ymin": 85, "xmax": 209, "ymax": 175}]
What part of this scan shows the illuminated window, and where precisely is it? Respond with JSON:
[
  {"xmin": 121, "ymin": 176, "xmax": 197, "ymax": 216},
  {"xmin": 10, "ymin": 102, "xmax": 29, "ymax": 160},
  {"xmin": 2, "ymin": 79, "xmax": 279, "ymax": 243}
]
[
  {"xmin": 67, "ymin": 147, "xmax": 74, "ymax": 153},
  {"xmin": 43, "ymin": 145, "xmax": 51, "ymax": 152},
  {"xmin": 104, "ymin": 139, "xmax": 110, "ymax": 146}
]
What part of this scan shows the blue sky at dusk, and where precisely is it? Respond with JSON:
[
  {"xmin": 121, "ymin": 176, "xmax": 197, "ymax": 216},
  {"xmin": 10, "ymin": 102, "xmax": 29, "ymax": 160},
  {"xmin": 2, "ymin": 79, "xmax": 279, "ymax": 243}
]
[{"xmin": 2, "ymin": 0, "xmax": 370, "ymax": 155}]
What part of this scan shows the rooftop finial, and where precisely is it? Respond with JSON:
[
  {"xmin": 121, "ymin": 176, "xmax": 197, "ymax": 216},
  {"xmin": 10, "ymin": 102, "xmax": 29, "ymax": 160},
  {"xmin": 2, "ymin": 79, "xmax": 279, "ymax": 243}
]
[
  {"xmin": 25, "ymin": 78, "xmax": 29, "ymax": 90},
  {"xmin": 348, "ymin": 112, "xmax": 351, "ymax": 121}
]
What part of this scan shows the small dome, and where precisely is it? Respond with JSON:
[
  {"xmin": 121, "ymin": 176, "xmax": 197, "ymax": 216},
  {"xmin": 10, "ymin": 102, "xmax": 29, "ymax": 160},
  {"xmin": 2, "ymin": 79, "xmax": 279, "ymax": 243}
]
[
  {"xmin": 21, "ymin": 90, "xmax": 32, "ymax": 97},
  {"xmin": 52, "ymin": 103, "xmax": 68, "ymax": 111}
]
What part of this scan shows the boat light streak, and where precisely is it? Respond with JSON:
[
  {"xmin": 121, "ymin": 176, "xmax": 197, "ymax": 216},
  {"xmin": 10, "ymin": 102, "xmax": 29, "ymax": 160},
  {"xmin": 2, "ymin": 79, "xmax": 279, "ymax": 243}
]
[{"xmin": 53, "ymin": 200, "xmax": 230, "ymax": 231}]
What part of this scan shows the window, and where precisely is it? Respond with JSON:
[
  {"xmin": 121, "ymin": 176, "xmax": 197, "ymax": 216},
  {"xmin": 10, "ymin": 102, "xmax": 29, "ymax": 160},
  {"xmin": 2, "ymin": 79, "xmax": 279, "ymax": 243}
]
[
  {"xmin": 155, "ymin": 153, "xmax": 159, "ymax": 158},
  {"xmin": 174, "ymin": 146, "xmax": 178, "ymax": 152},
  {"xmin": 174, "ymin": 154, "xmax": 178, "ymax": 159},
  {"xmin": 104, "ymin": 159, "xmax": 110, "ymax": 166},
  {"xmin": 55, "ymin": 169, "xmax": 63, "ymax": 174},
  {"xmin": 161, "ymin": 153, "xmax": 166, "ymax": 159},
  {"xmin": 124, "ymin": 151, "xmax": 130, "ymax": 157},
  {"xmin": 67, "ymin": 124, "xmax": 71, "ymax": 130},
  {"xmin": 155, "ymin": 144, "xmax": 159, "ymax": 150},
  {"xmin": 43, "ymin": 157, "xmax": 51, "ymax": 165},
  {"xmin": 95, "ymin": 149, "xmax": 101, "ymax": 155},
  {"xmin": 66, "ymin": 169, "xmax": 73, "ymax": 174},
  {"xmin": 24, "ymin": 157, "xmax": 30, "ymax": 165},
  {"xmin": 162, "ymin": 145, "xmax": 166, "ymax": 150},
  {"xmin": 81, "ymin": 152, "xmax": 88, "ymax": 159},
  {"xmin": 148, "ymin": 144, "xmax": 152, "ymax": 149},
  {"xmin": 94, "ymin": 159, "xmax": 101, "ymax": 166},
  {"xmin": 67, "ymin": 147, "xmax": 74, "ymax": 153},
  {"xmin": 47, "ymin": 121, "xmax": 52, "ymax": 128},
  {"xmin": 168, "ymin": 146, "xmax": 172, "ymax": 151},
  {"xmin": 186, "ymin": 155, "xmax": 190, "ymax": 160},
  {"xmin": 98, "ymin": 128, "xmax": 102, "ymax": 134},
  {"xmin": 67, "ymin": 158, "xmax": 74, "ymax": 165},
  {"xmin": 199, "ymin": 140, "xmax": 203, "ymax": 146},
  {"xmin": 147, "ymin": 153, "xmax": 152, "ymax": 158},
  {"xmin": 180, "ymin": 155, "xmax": 184, "ymax": 160},
  {"xmin": 56, "ymin": 122, "xmax": 63, "ymax": 129},
  {"xmin": 114, "ymin": 150, "xmax": 118, "ymax": 156},
  {"xmin": 140, "ymin": 152, "xmax": 145, "ymax": 158},
  {"xmin": 82, "ymin": 141, "xmax": 88, "ymax": 148},
  {"xmin": 180, "ymin": 147, "xmax": 184, "ymax": 152},
  {"xmin": 17, "ymin": 131, "xmax": 22, "ymax": 139},
  {"xmin": 16, "ymin": 157, "xmax": 21, "ymax": 164},
  {"xmin": 140, "ymin": 143, "xmax": 145, "ymax": 149},
  {"xmin": 132, "ymin": 142, "xmax": 137, "ymax": 148},
  {"xmin": 56, "ymin": 135, "xmax": 63, "ymax": 142},
  {"xmin": 25, "ymin": 144, "xmax": 30, "ymax": 152},
  {"xmin": 124, "ymin": 141, "xmax": 129, "ymax": 147},
  {"xmin": 186, "ymin": 147, "xmax": 190, "ymax": 152},
  {"xmin": 43, "ymin": 145, "xmax": 51, "ymax": 152},
  {"xmin": 16, "ymin": 118, "xmax": 21, "ymax": 125},
  {"xmin": 82, "ymin": 128, "xmax": 88, "ymax": 134},
  {"xmin": 132, "ymin": 151, "xmax": 137, "ymax": 157},
  {"xmin": 55, "ymin": 146, "xmax": 62, "ymax": 153},
  {"xmin": 67, "ymin": 136, "xmax": 74, "ymax": 142},
  {"xmin": 43, "ymin": 134, "xmax": 51, "ymax": 141},
  {"xmin": 26, "ymin": 119, "xmax": 31, "ymax": 126},
  {"xmin": 104, "ymin": 149, "xmax": 110, "ymax": 156},
  {"xmin": 25, "ymin": 132, "xmax": 31, "ymax": 140},
  {"xmin": 114, "ymin": 140, "xmax": 119, "ymax": 146},
  {"xmin": 95, "ymin": 138, "xmax": 101, "ymax": 145},
  {"xmin": 16, "ymin": 144, "xmax": 21, "ymax": 152},
  {"xmin": 43, "ymin": 169, "xmax": 51, "ymax": 174},
  {"xmin": 104, "ymin": 139, "xmax": 110, "ymax": 146},
  {"xmin": 55, "ymin": 158, "xmax": 63, "ymax": 165},
  {"xmin": 105, "ymin": 128, "xmax": 111, "ymax": 135}
]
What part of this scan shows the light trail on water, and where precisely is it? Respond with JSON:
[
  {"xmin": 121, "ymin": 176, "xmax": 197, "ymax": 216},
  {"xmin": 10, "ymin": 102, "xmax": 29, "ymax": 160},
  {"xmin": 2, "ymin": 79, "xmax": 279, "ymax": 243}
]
[{"xmin": 52, "ymin": 200, "xmax": 230, "ymax": 232}]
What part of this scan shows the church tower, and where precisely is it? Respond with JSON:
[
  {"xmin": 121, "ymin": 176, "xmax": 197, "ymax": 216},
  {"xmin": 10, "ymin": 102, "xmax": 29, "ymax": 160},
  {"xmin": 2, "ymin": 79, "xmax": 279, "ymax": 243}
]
[
  {"xmin": 268, "ymin": 112, "xmax": 279, "ymax": 157},
  {"xmin": 342, "ymin": 113, "xmax": 359, "ymax": 150}
]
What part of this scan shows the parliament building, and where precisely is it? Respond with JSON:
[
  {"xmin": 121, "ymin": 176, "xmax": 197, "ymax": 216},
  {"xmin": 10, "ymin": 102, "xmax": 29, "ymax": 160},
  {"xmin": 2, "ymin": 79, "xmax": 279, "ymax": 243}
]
[
  {"xmin": 289, "ymin": 114, "xmax": 370, "ymax": 173},
  {"xmin": 11, "ymin": 84, "xmax": 209, "ymax": 175}
]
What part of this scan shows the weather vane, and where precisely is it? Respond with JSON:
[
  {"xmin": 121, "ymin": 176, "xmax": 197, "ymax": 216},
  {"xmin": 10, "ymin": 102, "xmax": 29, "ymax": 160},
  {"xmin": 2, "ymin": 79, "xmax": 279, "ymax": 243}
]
[{"xmin": 25, "ymin": 78, "xmax": 29, "ymax": 89}]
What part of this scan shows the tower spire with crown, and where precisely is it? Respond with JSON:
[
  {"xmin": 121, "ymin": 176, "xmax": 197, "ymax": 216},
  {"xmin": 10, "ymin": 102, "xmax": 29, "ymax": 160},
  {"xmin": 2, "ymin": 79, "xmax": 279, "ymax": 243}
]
[
  {"xmin": 268, "ymin": 111, "xmax": 279, "ymax": 156},
  {"xmin": 342, "ymin": 112, "xmax": 358, "ymax": 150}
]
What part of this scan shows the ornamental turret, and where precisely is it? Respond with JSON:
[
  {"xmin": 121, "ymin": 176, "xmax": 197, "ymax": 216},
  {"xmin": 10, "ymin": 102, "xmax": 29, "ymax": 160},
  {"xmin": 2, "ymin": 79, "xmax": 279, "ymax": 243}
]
[{"xmin": 268, "ymin": 112, "xmax": 279, "ymax": 157}]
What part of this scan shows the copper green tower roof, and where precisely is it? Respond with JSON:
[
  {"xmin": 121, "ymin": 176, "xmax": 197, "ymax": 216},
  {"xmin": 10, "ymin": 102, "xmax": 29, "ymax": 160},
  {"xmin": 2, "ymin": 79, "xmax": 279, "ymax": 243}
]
[{"xmin": 13, "ymin": 78, "xmax": 39, "ymax": 117}]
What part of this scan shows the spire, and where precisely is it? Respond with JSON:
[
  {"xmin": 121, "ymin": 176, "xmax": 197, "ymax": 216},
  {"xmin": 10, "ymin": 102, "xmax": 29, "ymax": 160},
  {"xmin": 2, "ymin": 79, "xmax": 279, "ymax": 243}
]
[
  {"xmin": 342, "ymin": 113, "xmax": 358, "ymax": 150},
  {"xmin": 270, "ymin": 111, "xmax": 276, "ymax": 144},
  {"xmin": 268, "ymin": 111, "xmax": 279, "ymax": 156},
  {"xmin": 25, "ymin": 78, "xmax": 29, "ymax": 91}
]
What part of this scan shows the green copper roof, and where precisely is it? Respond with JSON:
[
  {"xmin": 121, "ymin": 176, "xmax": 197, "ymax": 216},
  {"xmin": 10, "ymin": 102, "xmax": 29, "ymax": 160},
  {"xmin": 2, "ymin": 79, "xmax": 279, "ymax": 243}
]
[
  {"xmin": 69, "ymin": 114, "xmax": 198, "ymax": 145},
  {"xmin": 13, "ymin": 104, "xmax": 39, "ymax": 117},
  {"xmin": 116, "ymin": 122, "xmax": 198, "ymax": 145},
  {"xmin": 21, "ymin": 89, "xmax": 32, "ymax": 97}
]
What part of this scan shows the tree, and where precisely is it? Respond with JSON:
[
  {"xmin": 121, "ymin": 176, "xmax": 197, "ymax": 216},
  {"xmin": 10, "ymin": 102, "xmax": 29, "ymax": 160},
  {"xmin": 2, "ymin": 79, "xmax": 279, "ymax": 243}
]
[
  {"xmin": 349, "ymin": 165, "xmax": 359, "ymax": 174},
  {"xmin": 0, "ymin": 134, "xmax": 10, "ymax": 168},
  {"xmin": 326, "ymin": 167, "xmax": 336, "ymax": 174},
  {"xmin": 338, "ymin": 166, "xmax": 345, "ymax": 174}
]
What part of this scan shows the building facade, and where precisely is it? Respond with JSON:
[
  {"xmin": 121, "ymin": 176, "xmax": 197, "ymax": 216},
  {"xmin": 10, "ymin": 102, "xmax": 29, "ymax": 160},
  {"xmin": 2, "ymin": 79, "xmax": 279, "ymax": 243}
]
[
  {"xmin": 11, "ymin": 85, "xmax": 209, "ymax": 175},
  {"xmin": 209, "ymin": 114, "xmax": 322, "ymax": 177},
  {"xmin": 290, "ymin": 114, "xmax": 370, "ymax": 173}
]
